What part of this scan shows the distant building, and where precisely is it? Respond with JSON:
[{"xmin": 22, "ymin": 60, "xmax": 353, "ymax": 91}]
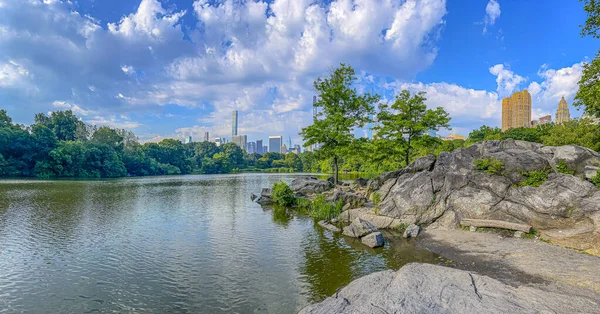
[
  {"xmin": 232, "ymin": 110, "xmax": 238, "ymax": 138},
  {"xmin": 282, "ymin": 143, "xmax": 287, "ymax": 154},
  {"xmin": 539, "ymin": 115, "xmax": 552, "ymax": 125},
  {"xmin": 248, "ymin": 141, "xmax": 256, "ymax": 154},
  {"xmin": 184, "ymin": 136, "xmax": 193, "ymax": 144},
  {"xmin": 204, "ymin": 132, "xmax": 209, "ymax": 142},
  {"xmin": 294, "ymin": 144, "xmax": 301, "ymax": 153},
  {"xmin": 269, "ymin": 136, "xmax": 283, "ymax": 153},
  {"xmin": 442, "ymin": 133, "xmax": 467, "ymax": 141},
  {"xmin": 256, "ymin": 139, "xmax": 264, "ymax": 154},
  {"xmin": 502, "ymin": 90, "xmax": 532, "ymax": 131},
  {"xmin": 555, "ymin": 96, "xmax": 571, "ymax": 125},
  {"xmin": 531, "ymin": 120, "xmax": 539, "ymax": 128},
  {"xmin": 213, "ymin": 137, "xmax": 222, "ymax": 147},
  {"xmin": 232, "ymin": 135, "xmax": 248, "ymax": 151}
]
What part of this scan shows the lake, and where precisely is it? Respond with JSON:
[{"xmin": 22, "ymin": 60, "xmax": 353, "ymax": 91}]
[{"xmin": 0, "ymin": 173, "xmax": 441, "ymax": 313}]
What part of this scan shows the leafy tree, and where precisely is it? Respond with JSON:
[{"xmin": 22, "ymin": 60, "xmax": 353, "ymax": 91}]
[
  {"xmin": 374, "ymin": 90, "xmax": 451, "ymax": 167},
  {"xmin": 285, "ymin": 153, "xmax": 303, "ymax": 171},
  {"xmin": 92, "ymin": 127, "xmax": 124, "ymax": 151},
  {"xmin": 541, "ymin": 119, "xmax": 600, "ymax": 152},
  {"xmin": 0, "ymin": 109, "xmax": 13, "ymax": 128},
  {"xmin": 468, "ymin": 125, "xmax": 502, "ymax": 144},
  {"xmin": 300, "ymin": 64, "xmax": 379, "ymax": 184},
  {"xmin": 575, "ymin": 0, "xmax": 600, "ymax": 117}
]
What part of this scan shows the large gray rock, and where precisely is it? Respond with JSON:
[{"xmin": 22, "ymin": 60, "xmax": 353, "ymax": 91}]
[
  {"xmin": 290, "ymin": 177, "xmax": 333, "ymax": 195},
  {"xmin": 584, "ymin": 166, "xmax": 600, "ymax": 181},
  {"xmin": 361, "ymin": 232, "xmax": 384, "ymax": 248},
  {"xmin": 403, "ymin": 224, "xmax": 421, "ymax": 238},
  {"xmin": 551, "ymin": 145, "xmax": 600, "ymax": 173},
  {"xmin": 317, "ymin": 220, "xmax": 341, "ymax": 232},
  {"xmin": 255, "ymin": 188, "xmax": 274, "ymax": 205},
  {"xmin": 342, "ymin": 218, "xmax": 378, "ymax": 238},
  {"xmin": 298, "ymin": 263, "xmax": 600, "ymax": 314},
  {"xmin": 326, "ymin": 190, "xmax": 367, "ymax": 208}
]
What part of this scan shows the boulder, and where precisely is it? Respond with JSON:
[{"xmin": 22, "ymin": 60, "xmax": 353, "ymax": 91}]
[
  {"xmin": 250, "ymin": 193, "xmax": 257, "ymax": 201},
  {"xmin": 342, "ymin": 218, "xmax": 378, "ymax": 238},
  {"xmin": 317, "ymin": 220, "xmax": 341, "ymax": 232},
  {"xmin": 404, "ymin": 154, "xmax": 436, "ymax": 173},
  {"xmin": 350, "ymin": 177, "xmax": 369, "ymax": 189},
  {"xmin": 551, "ymin": 145, "xmax": 600, "ymax": 173},
  {"xmin": 403, "ymin": 224, "xmax": 421, "ymax": 238},
  {"xmin": 255, "ymin": 188, "xmax": 274, "ymax": 205},
  {"xmin": 326, "ymin": 190, "xmax": 367, "ymax": 208},
  {"xmin": 298, "ymin": 263, "xmax": 600, "ymax": 314},
  {"xmin": 584, "ymin": 166, "xmax": 599, "ymax": 181},
  {"xmin": 361, "ymin": 232, "xmax": 384, "ymax": 248},
  {"xmin": 290, "ymin": 177, "xmax": 333, "ymax": 195}
]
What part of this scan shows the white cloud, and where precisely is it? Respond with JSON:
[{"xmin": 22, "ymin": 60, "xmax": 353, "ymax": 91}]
[
  {"xmin": 489, "ymin": 64, "xmax": 526, "ymax": 96},
  {"xmin": 121, "ymin": 65, "xmax": 135, "ymax": 75},
  {"xmin": 483, "ymin": 0, "xmax": 501, "ymax": 34},
  {"xmin": 86, "ymin": 115, "xmax": 142, "ymax": 129},
  {"xmin": 0, "ymin": 60, "xmax": 31, "ymax": 87},
  {"xmin": 52, "ymin": 100, "xmax": 93, "ymax": 116}
]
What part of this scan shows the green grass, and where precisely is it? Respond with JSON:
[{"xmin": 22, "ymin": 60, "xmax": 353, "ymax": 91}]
[
  {"xmin": 396, "ymin": 223, "xmax": 408, "ymax": 231},
  {"xmin": 310, "ymin": 194, "xmax": 343, "ymax": 220},
  {"xmin": 474, "ymin": 157, "xmax": 504, "ymax": 175}
]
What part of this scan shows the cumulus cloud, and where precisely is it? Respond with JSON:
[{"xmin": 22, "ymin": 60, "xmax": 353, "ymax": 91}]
[
  {"xmin": 489, "ymin": 64, "xmax": 526, "ymax": 96},
  {"xmin": 483, "ymin": 0, "xmax": 501, "ymax": 34},
  {"xmin": 86, "ymin": 115, "xmax": 142, "ymax": 129}
]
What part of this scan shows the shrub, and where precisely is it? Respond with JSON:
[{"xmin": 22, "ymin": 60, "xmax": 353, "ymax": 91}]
[
  {"xmin": 372, "ymin": 192, "xmax": 382, "ymax": 205},
  {"xmin": 272, "ymin": 181, "xmax": 296, "ymax": 206},
  {"xmin": 556, "ymin": 160, "xmax": 575, "ymax": 175},
  {"xmin": 592, "ymin": 170, "xmax": 600, "ymax": 188},
  {"xmin": 474, "ymin": 157, "xmax": 504, "ymax": 175},
  {"xmin": 296, "ymin": 197, "xmax": 312, "ymax": 209},
  {"xmin": 518, "ymin": 169, "xmax": 551, "ymax": 187},
  {"xmin": 310, "ymin": 194, "xmax": 342, "ymax": 220}
]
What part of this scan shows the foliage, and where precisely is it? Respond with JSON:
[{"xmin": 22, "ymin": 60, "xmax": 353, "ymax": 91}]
[
  {"xmin": 467, "ymin": 125, "xmax": 502, "ymax": 145},
  {"xmin": 541, "ymin": 119, "xmax": 600, "ymax": 152},
  {"xmin": 300, "ymin": 64, "xmax": 380, "ymax": 185},
  {"xmin": 309, "ymin": 194, "xmax": 343, "ymax": 220},
  {"xmin": 374, "ymin": 90, "xmax": 451, "ymax": 167},
  {"xmin": 372, "ymin": 192, "xmax": 382, "ymax": 205},
  {"xmin": 556, "ymin": 160, "xmax": 576, "ymax": 175},
  {"xmin": 272, "ymin": 181, "xmax": 296, "ymax": 207},
  {"xmin": 591, "ymin": 170, "xmax": 600, "ymax": 188},
  {"xmin": 473, "ymin": 157, "xmax": 505, "ymax": 175},
  {"xmin": 576, "ymin": 1, "xmax": 600, "ymax": 117},
  {"xmin": 296, "ymin": 197, "xmax": 312, "ymax": 209},
  {"xmin": 518, "ymin": 169, "xmax": 551, "ymax": 187}
]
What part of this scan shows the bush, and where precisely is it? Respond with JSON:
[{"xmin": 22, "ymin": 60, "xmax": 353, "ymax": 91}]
[
  {"xmin": 372, "ymin": 192, "xmax": 382, "ymax": 205},
  {"xmin": 518, "ymin": 169, "xmax": 551, "ymax": 187},
  {"xmin": 272, "ymin": 181, "xmax": 296, "ymax": 206},
  {"xmin": 592, "ymin": 170, "xmax": 600, "ymax": 188},
  {"xmin": 474, "ymin": 157, "xmax": 504, "ymax": 175},
  {"xmin": 556, "ymin": 160, "xmax": 575, "ymax": 175},
  {"xmin": 296, "ymin": 197, "xmax": 312, "ymax": 209},
  {"xmin": 310, "ymin": 194, "xmax": 342, "ymax": 220}
]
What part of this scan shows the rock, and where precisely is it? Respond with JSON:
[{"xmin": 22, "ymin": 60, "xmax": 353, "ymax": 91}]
[
  {"xmin": 405, "ymin": 154, "xmax": 436, "ymax": 173},
  {"xmin": 255, "ymin": 188, "xmax": 274, "ymax": 205},
  {"xmin": 250, "ymin": 193, "xmax": 257, "ymax": 201},
  {"xmin": 584, "ymin": 166, "xmax": 599, "ymax": 180},
  {"xmin": 298, "ymin": 263, "xmax": 600, "ymax": 314},
  {"xmin": 514, "ymin": 231, "xmax": 523, "ymax": 238},
  {"xmin": 351, "ymin": 178, "xmax": 369, "ymax": 189},
  {"xmin": 343, "ymin": 218, "xmax": 378, "ymax": 238},
  {"xmin": 327, "ymin": 190, "xmax": 367, "ymax": 209},
  {"xmin": 551, "ymin": 145, "xmax": 600, "ymax": 173},
  {"xmin": 361, "ymin": 232, "xmax": 384, "ymax": 248},
  {"xmin": 470, "ymin": 226, "xmax": 477, "ymax": 232},
  {"xmin": 341, "ymin": 203, "xmax": 351, "ymax": 212},
  {"xmin": 403, "ymin": 224, "xmax": 421, "ymax": 238},
  {"xmin": 318, "ymin": 220, "xmax": 341, "ymax": 232},
  {"xmin": 330, "ymin": 218, "xmax": 339, "ymax": 223},
  {"xmin": 290, "ymin": 177, "xmax": 333, "ymax": 196},
  {"xmin": 327, "ymin": 176, "xmax": 335, "ymax": 185}
]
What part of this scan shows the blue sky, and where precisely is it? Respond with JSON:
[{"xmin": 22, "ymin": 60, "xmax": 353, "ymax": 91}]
[{"xmin": 0, "ymin": 0, "xmax": 596, "ymax": 144}]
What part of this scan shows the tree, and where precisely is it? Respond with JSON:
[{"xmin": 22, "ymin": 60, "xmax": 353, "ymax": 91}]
[
  {"xmin": 285, "ymin": 153, "xmax": 303, "ymax": 171},
  {"xmin": 92, "ymin": 126, "xmax": 124, "ymax": 151},
  {"xmin": 0, "ymin": 109, "xmax": 13, "ymax": 128},
  {"xmin": 300, "ymin": 64, "xmax": 379, "ymax": 185},
  {"xmin": 575, "ymin": 1, "xmax": 600, "ymax": 117},
  {"xmin": 374, "ymin": 90, "xmax": 451, "ymax": 167},
  {"xmin": 541, "ymin": 119, "xmax": 600, "ymax": 152},
  {"xmin": 467, "ymin": 125, "xmax": 502, "ymax": 144}
]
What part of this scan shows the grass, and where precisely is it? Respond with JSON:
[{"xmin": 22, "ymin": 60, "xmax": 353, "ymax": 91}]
[
  {"xmin": 396, "ymin": 223, "xmax": 409, "ymax": 231},
  {"xmin": 372, "ymin": 192, "xmax": 382, "ymax": 205},
  {"xmin": 300, "ymin": 194, "xmax": 344, "ymax": 220},
  {"xmin": 591, "ymin": 169, "xmax": 600, "ymax": 188},
  {"xmin": 473, "ymin": 157, "xmax": 505, "ymax": 175},
  {"xmin": 556, "ymin": 160, "xmax": 575, "ymax": 175}
]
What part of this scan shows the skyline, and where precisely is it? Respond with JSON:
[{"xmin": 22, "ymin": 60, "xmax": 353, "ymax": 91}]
[{"xmin": 0, "ymin": 0, "xmax": 597, "ymax": 144}]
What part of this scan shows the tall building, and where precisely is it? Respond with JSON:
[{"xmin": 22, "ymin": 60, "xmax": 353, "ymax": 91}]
[
  {"xmin": 213, "ymin": 137, "xmax": 222, "ymax": 147},
  {"xmin": 502, "ymin": 90, "xmax": 532, "ymax": 131},
  {"xmin": 247, "ymin": 142, "xmax": 256, "ymax": 154},
  {"xmin": 282, "ymin": 143, "xmax": 287, "ymax": 154},
  {"xmin": 232, "ymin": 135, "xmax": 247, "ymax": 151},
  {"xmin": 184, "ymin": 136, "xmax": 192, "ymax": 144},
  {"xmin": 232, "ymin": 110, "xmax": 238, "ymax": 138},
  {"xmin": 256, "ymin": 139, "xmax": 263, "ymax": 154},
  {"xmin": 555, "ymin": 96, "xmax": 571, "ymax": 125},
  {"xmin": 204, "ymin": 132, "xmax": 209, "ymax": 142},
  {"xmin": 269, "ymin": 136, "xmax": 283, "ymax": 153}
]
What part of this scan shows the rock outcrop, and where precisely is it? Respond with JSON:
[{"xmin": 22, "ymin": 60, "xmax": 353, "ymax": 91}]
[
  {"xmin": 361, "ymin": 232, "xmax": 384, "ymax": 248},
  {"xmin": 255, "ymin": 188, "xmax": 274, "ymax": 205},
  {"xmin": 298, "ymin": 263, "xmax": 600, "ymax": 314},
  {"xmin": 290, "ymin": 177, "xmax": 334, "ymax": 196},
  {"xmin": 342, "ymin": 218, "xmax": 378, "ymax": 238},
  {"xmin": 403, "ymin": 224, "xmax": 421, "ymax": 238},
  {"xmin": 361, "ymin": 140, "xmax": 600, "ymax": 254}
]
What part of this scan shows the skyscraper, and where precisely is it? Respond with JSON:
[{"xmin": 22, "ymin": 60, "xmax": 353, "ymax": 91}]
[
  {"xmin": 204, "ymin": 132, "xmax": 209, "ymax": 142},
  {"xmin": 248, "ymin": 142, "xmax": 256, "ymax": 154},
  {"xmin": 185, "ymin": 136, "xmax": 192, "ymax": 144},
  {"xmin": 269, "ymin": 136, "xmax": 283, "ymax": 153},
  {"xmin": 256, "ymin": 139, "xmax": 263, "ymax": 154},
  {"xmin": 502, "ymin": 90, "xmax": 532, "ymax": 131},
  {"xmin": 232, "ymin": 110, "xmax": 238, "ymax": 138},
  {"xmin": 232, "ymin": 135, "xmax": 247, "ymax": 151},
  {"xmin": 556, "ymin": 96, "xmax": 571, "ymax": 125}
]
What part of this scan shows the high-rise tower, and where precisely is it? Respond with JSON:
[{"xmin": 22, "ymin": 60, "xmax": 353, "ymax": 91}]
[
  {"xmin": 232, "ymin": 110, "xmax": 238, "ymax": 138},
  {"xmin": 502, "ymin": 90, "xmax": 532, "ymax": 131},
  {"xmin": 555, "ymin": 96, "xmax": 571, "ymax": 125}
]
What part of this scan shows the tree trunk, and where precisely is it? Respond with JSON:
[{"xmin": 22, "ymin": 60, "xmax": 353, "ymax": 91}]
[{"xmin": 333, "ymin": 156, "xmax": 339, "ymax": 186}]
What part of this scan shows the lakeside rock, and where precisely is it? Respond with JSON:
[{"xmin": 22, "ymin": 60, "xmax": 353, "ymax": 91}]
[
  {"xmin": 361, "ymin": 232, "xmax": 384, "ymax": 248},
  {"xmin": 298, "ymin": 263, "xmax": 600, "ymax": 314},
  {"xmin": 290, "ymin": 177, "xmax": 334, "ymax": 196},
  {"xmin": 342, "ymin": 218, "xmax": 378, "ymax": 238},
  {"xmin": 403, "ymin": 224, "xmax": 421, "ymax": 238},
  {"xmin": 255, "ymin": 188, "xmax": 274, "ymax": 205},
  {"xmin": 317, "ymin": 220, "xmax": 341, "ymax": 232},
  {"xmin": 359, "ymin": 140, "xmax": 600, "ymax": 254}
]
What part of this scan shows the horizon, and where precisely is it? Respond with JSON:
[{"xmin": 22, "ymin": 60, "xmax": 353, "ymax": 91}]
[{"xmin": 0, "ymin": 0, "xmax": 595, "ymax": 144}]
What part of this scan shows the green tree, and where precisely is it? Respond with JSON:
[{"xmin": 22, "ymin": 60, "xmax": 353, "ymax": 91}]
[
  {"xmin": 92, "ymin": 126, "xmax": 124, "ymax": 151},
  {"xmin": 0, "ymin": 109, "xmax": 13, "ymax": 128},
  {"xmin": 374, "ymin": 90, "xmax": 451, "ymax": 167},
  {"xmin": 575, "ymin": 0, "xmax": 600, "ymax": 117},
  {"xmin": 300, "ymin": 64, "xmax": 379, "ymax": 184},
  {"xmin": 468, "ymin": 125, "xmax": 502, "ymax": 144},
  {"xmin": 285, "ymin": 153, "xmax": 303, "ymax": 171},
  {"xmin": 541, "ymin": 119, "xmax": 600, "ymax": 152}
]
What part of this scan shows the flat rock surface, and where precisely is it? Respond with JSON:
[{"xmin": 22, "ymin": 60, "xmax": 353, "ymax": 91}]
[{"xmin": 299, "ymin": 263, "xmax": 600, "ymax": 314}]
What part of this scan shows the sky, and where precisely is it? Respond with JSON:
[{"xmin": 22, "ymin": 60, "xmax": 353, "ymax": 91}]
[{"xmin": 0, "ymin": 0, "xmax": 597, "ymax": 144}]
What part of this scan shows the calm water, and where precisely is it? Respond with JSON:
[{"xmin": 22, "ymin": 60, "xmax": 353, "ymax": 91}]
[{"xmin": 0, "ymin": 173, "xmax": 441, "ymax": 313}]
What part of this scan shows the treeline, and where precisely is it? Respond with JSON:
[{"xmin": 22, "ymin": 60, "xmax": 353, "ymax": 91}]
[{"xmin": 0, "ymin": 110, "xmax": 310, "ymax": 178}]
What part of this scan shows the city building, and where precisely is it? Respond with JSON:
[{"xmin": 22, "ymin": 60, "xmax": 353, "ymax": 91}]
[
  {"xmin": 555, "ymin": 96, "xmax": 571, "ymax": 125},
  {"xmin": 232, "ymin": 110, "xmax": 238, "ymax": 138},
  {"xmin": 502, "ymin": 90, "xmax": 532, "ymax": 131},
  {"xmin": 213, "ymin": 137, "xmax": 222, "ymax": 147},
  {"xmin": 232, "ymin": 135, "xmax": 247, "ymax": 151},
  {"xmin": 184, "ymin": 136, "xmax": 193, "ymax": 144},
  {"xmin": 204, "ymin": 132, "xmax": 209, "ymax": 142},
  {"xmin": 282, "ymin": 143, "xmax": 287, "ymax": 154},
  {"xmin": 269, "ymin": 136, "xmax": 283, "ymax": 153},
  {"xmin": 531, "ymin": 120, "xmax": 539, "ymax": 128},
  {"xmin": 294, "ymin": 144, "xmax": 301, "ymax": 153},
  {"xmin": 539, "ymin": 115, "xmax": 552, "ymax": 125},
  {"xmin": 247, "ymin": 142, "xmax": 256, "ymax": 154},
  {"xmin": 256, "ymin": 139, "xmax": 263, "ymax": 154},
  {"xmin": 441, "ymin": 133, "xmax": 467, "ymax": 141}
]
